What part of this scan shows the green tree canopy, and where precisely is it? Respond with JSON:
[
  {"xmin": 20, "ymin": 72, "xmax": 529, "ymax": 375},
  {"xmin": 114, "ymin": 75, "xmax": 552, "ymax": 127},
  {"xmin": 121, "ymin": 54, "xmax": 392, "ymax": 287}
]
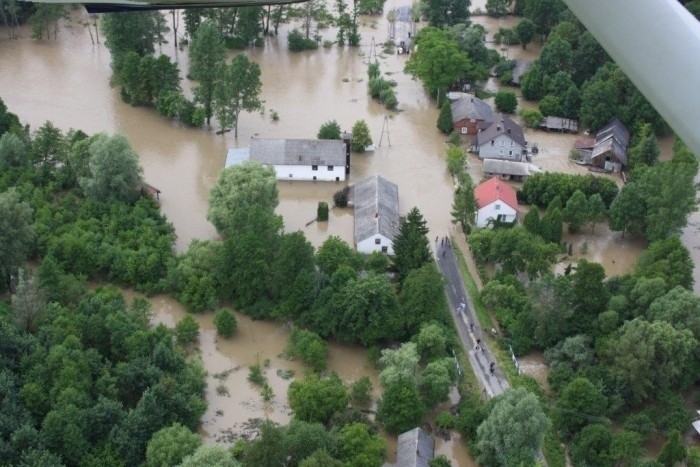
[
  {"xmin": 405, "ymin": 27, "xmax": 482, "ymax": 96},
  {"xmin": 338, "ymin": 423, "xmax": 384, "ymax": 466},
  {"xmin": 451, "ymin": 173, "xmax": 476, "ymax": 232},
  {"xmin": 392, "ymin": 207, "xmax": 431, "ymax": 283},
  {"xmin": 351, "ymin": 120, "xmax": 372, "ymax": 152},
  {"xmin": 554, "ymin": 377, "xmax": 608, "ymax": 440},
  {"xmin": 0, "ymin": 189, "xmax": 34, "ymax": 291},
  {"xmin": 145, "ymin": 423, "xmax": 201, "ymax": 467},
  {"xmin": 189, "ymin": 20, "xmax": 226, "ymax": 125},
  {"xmin": 494, "ymin": 90, "xmax": 518, "ymax": 114},
  {"xmin": 288, "ymin": 373, "xmax": 348, "ymax": 424},
  {"xmin": 437, "ymin": 100, "xmax": 453, "ymax": 135},
  {"xmin": 377, "ymin": 379, "xmax": 426, "ymax": 434},
  {"xmin": 426, "ymin": 0, "xmax": 470, "ymax": 28},
  {"xmin": 79, "ymin": 133, "xmax": 144, "ymax": 204},
  {"xmin": 317, "ymin": 120, "xmax": 342, "ymax": 140},
  {"xmin": 213, "ymin": 53, "xmax": 262, "ymax": 137},
  {"xmin": 475, "ymin": 387, "xmax": 550, "ymax": 466},
  {"xmin": 207, "ymin": 161, "xmax": 280, "ymax": 237}
]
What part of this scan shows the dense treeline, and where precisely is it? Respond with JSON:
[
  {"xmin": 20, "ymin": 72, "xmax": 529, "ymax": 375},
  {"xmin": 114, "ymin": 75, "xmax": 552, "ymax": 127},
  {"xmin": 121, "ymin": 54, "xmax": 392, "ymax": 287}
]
[
  {"xmin": 0, "ymin": 103, "xmax": 208, "ymax": 464},
  {"xmin": 0, "ymin": 100, "xmax": 454, "ymax": 465},
  {"xmin": 0, "ymin": 285, "xmax": 206, "ymax": 466},
  {"xmin": 464, "ymin": 133, "xmax": 700, "ymax": 464}
]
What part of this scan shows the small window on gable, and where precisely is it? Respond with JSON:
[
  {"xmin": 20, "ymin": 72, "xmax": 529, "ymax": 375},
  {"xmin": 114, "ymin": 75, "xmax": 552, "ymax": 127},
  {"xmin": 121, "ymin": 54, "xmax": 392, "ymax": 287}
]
[
  {"xmin": 328, "ymin": 165, "xmax": 334, "ymax": 171},
  {"xmin": 312, "ymin": 165, "xmax": 318, "ymax": 171},
  {"xmin": 375, "ymin": 238, "xmax": 381, "ymax": 245},
  {"xmin": 495, "ymin": 204, "xmax": 501, "ymax": 210},
  {"xmin": 461, "ymin": 127, "xmax": 467, "ymax": 134}
]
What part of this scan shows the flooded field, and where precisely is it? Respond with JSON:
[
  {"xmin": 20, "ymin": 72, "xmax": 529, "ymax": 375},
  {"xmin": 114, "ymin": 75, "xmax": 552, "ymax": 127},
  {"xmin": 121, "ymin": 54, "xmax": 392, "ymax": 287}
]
[{"xmin": 119, "ymin": 289, "xmax": 473, "ymax": 463}]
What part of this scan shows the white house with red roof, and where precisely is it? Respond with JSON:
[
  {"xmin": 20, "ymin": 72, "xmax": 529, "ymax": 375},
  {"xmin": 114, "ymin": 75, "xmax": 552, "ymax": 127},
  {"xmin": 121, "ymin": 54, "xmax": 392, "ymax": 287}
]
[{"xmin": 474, "ymin": 176, "xmax": 519, "ymax": 228}]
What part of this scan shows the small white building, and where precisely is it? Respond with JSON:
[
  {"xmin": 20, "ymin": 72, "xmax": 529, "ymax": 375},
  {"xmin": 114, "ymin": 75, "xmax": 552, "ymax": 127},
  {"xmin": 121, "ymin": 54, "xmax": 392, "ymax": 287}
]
[
  {"xmin": 352, "ymin": 175, "xmax": 400, "ymax": 255},
  {"xmin": 225, "ymin": 138, "xmax": 348, "ymax": 181},
  {"xmin": 474, "ymin": 176, "xmax": 519, "ymax": 228},
  {"xmin": 472, "ymin": 114, "xmax": 527, "ymax": 161}
]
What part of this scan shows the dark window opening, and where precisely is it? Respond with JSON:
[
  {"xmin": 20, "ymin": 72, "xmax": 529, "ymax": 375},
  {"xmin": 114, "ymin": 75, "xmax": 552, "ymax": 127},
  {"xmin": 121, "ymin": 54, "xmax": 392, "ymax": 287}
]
[
  {"xmin": 312, "ymin": 165, "xmax": 318, "ymax": 171},
  {"xmin": 375, "ymin": 238, "xmax": 381, "ymax": 244}
]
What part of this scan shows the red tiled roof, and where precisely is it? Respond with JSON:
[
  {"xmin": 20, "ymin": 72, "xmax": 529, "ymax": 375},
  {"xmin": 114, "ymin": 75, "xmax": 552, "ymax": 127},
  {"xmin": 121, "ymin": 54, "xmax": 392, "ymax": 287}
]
[{"xmin": 474, "ymin": 176, "xmax": 519, "ymax": 210}]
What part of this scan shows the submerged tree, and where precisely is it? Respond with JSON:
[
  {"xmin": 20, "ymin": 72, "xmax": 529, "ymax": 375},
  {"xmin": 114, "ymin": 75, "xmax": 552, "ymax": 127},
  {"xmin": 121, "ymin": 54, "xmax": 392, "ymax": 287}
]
[
  {"xmin": 189, "ymin": 20, "xmax": 226, "ymax": 125},
  {"xmin": 213, "ymin": 54, "xmax": 262, "ymax": 138}
]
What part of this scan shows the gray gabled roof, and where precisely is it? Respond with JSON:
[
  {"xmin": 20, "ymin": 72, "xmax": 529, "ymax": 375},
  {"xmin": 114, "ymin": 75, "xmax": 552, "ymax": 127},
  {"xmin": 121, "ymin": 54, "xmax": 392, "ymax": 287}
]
[
  {"xmin": 249, "ymin": 138, "xmax": 346, "ymax": 166},
  {"xmin": 397, "ymin": 428, "xmax": 434, "ymax": 467},
  {"xmin": 591, "ymin": 117, "xmax": 630, "ymax": 164},
  {"xmin": 476, "ymin": 114, "xmax": 526, "ymax": 147},
  {"xmin": 483, "ymin": 159, "xmax": 531, "ymax": 176},
  {"xmin": 353, "ymin": 175, "xmax": 400, "ymax": 244},
  {"xmin": 451, "ymin": 95, "xmax": 494, "ymax": 123}
]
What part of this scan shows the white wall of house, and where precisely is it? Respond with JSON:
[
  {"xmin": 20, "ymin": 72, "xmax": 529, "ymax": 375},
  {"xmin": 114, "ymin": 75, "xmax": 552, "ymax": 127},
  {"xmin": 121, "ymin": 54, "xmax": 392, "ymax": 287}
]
[
  {"xmin": 475, "ymin": 200, "xmax": 517, "ymax": 228},
  {"xmin": 272, "ymin": 164, "xmax": 346, "ymax": 181},
  {"xmin": 478, "ymin": 134, "xmax": 524, "ymax": 161},
  {"xmin": 357, "ymin": 234, "xmax": 395, "ymax": 255}
]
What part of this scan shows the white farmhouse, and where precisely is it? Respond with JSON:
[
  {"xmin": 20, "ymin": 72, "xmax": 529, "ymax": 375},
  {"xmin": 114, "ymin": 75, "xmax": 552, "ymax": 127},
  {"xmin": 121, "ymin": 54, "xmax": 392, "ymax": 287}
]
[
  {"xmin": 474, "ymin": 176, "xmax": 519, "ymax": 228},
  {"xmin": 352, "ymin": 175, "xmax": 400, "ymax": 255},
  {"xmin": 225, "ymin": 138, "xmax": 349, "ymax": 181},
  {"xmin": 472, "ymin": 114, "xmax": 527, "ymax": 162}
]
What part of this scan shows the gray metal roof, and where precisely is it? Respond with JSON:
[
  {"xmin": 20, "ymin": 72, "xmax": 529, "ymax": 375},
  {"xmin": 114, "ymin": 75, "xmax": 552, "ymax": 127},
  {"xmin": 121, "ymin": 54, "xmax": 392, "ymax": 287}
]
[
  {"xmin": 249, "ymin": 138, "xmax": 346, "ymax": 166},
  {"xmin": 476, "ymin": 114, "xmax": 526, "ymax": 147},
  {"xmin": 225, "ymin": 147, "xmax": 251, "ymax": 167},
  {"xmin": 451, "ymin": 95, "xmax": 494, "ymax": 123},
  {"xmin": 540, "ymin": 116, "xmax": 579, "ymax": 132},
  {"xmin": 396, "ymin": 428, "xmax": 434, "ymax": 467},
  {"xmin": 591, "ymin": 117, "xmax": 630, "ymax": 164},
  {"xmin": 483, "ymin": 159, "xmax": 531, "ymax": 176},
  {"xmin": 352, "ymin": 175, "xmax": 400, "ymax": 244}
]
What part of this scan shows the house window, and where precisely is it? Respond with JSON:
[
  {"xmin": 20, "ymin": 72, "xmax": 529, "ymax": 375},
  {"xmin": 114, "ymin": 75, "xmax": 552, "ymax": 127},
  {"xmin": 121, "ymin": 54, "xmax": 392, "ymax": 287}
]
[
  {"xmin": 313, "ymin": 176, "xmax": 317, "ymax": 181},
  {"xmin": 335, "ymin": 177, "xmax": 340, "ymax": 182},
  {"xmin": 288, "ymin": 174, "xmax": 293, "ymax": 178},
  {"xmin": 382, "ymin": 246, "xmax": 388, "ymax": 253},
  {"xmin": 497, "ymin": 214, "xmax": 506, "ymax": 222},
  {"xmin": 312, "ymin": 165, "xmax": 318, "ymax": 171},
  {"xmin": 461, "ymin": 127, "xmax": 467, "ymax": 134},
  {"xmin": 491, "ymin": 140, "xmax": 495, "ymax": 146},
  {"xmin": 375, "ymin": 238, "xmax": 381, "ymax": 245},
  {"xmin": 328, "ymin": 165, "xmax": 334, "ymax": 171},
  {"xmin": 495, "ymin": 204, "xmax": 501, "ymax": 210},
  {"xmin": 509, "ymin": 150, "xmax": 512, "ymax": 156}
]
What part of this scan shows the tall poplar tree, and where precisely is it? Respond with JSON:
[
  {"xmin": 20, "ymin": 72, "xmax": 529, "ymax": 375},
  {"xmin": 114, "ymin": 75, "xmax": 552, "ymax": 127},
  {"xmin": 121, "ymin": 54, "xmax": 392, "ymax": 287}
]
[
  {"xmin": 189, "ymin": 20, "xmax": 226, "ymax": 125},
  {"xmin": 393, "ymin": 207, "xmax": 431, "ymax": 283}
]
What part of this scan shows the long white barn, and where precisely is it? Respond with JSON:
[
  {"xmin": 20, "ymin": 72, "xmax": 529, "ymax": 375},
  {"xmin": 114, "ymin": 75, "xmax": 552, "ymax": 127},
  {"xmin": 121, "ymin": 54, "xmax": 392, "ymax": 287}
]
[
  {"xmin": 352, "ymin": 175, "xmax": 400, "ymax": 255},
  {"xmin": 225, "ymin": 138, "xmax": 348, "ymax": 181}
]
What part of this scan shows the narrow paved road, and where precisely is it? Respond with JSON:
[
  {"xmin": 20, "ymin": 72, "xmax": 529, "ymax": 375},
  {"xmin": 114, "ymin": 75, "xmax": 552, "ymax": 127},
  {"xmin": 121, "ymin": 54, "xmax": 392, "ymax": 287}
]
[{"xmin": 435, "ymin": 236, "xmax": 509, "ymax": 399}]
